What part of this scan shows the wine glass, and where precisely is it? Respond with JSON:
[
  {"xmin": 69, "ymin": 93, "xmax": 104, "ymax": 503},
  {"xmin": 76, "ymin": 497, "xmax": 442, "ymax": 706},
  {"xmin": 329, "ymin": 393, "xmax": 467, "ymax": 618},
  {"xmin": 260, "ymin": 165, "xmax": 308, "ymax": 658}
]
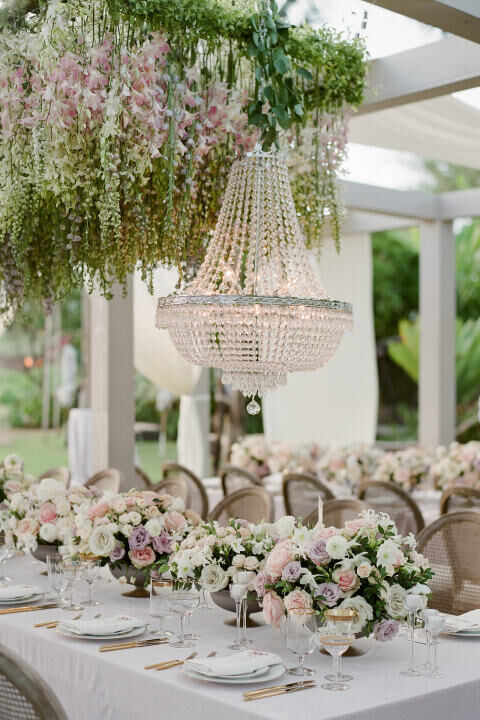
[
  {"xmin": 46, "ymin": 554, "xmax": 68, "ymax": 606},
  {"xmin": 61, "ymin": 558, "xmax": 84, "ymax": 611},
  {"xmin": 81, "ymin": 558, "xmax": 101, "ymax": 606},
  {"xmin": 423, "ymin": 613, "xmax": 445, "ymax": 679},
  {"xmin": 323, "ymin": 608, "xmax": 355, "ymax": 682},
  {"xmin": 400, "ymin": 593, "xmax": 424, "ymax": 677},
  {"xmin": 229, "ymin": 582, "xmax": 249, "ymax": 650},
  {"xmin": 150, "ymin": 578, "xmax": 173, "ymax": 638},
  {"xmin": 318, "ymin": 609, "xmax": 356, "ymax": 691},
  {"xmin": 0, "ymin": 535, "xmax": 15, "ymax": 584},
  {"xmin": 285, "ymin": 608, "xmax": 318, "ymax": 676},
  {"xmin": 167, "ymin": 590, "xmax": 200, "ymax": 648},
  {"xmin": 237, "ymin": 571, "xmax": 255, "ymax": 647},
  {"xmin": 418, "ymin": 608, "xmax": 439, "ymax": 672}
]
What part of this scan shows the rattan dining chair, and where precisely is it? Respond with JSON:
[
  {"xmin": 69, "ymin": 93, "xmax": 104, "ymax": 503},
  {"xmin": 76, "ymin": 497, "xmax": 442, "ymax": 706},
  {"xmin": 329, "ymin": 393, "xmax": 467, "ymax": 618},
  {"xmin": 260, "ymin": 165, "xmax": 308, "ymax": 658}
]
[
  {"xmin": 220, "ymin": 464, "xmax": 263, "ymax": 496},
  {"xmin": 38, "ymin": 467, "xmax": 71, "ymax": 487},
  {"xmin": 0, "ymin": 643, "xmax": 67, "ymax": 720},
  {"xmin": 84, "ymin": 468, "xmax": 121, "ymax": 493},
  {"xmin": 134, "ymin": 465, "xmax": 153, "ymax": 489},
  {"xmin": 161, "ymin": 461, "xmax": 209, "ymax": 518},
  {"xmin": 209, "ymin": 487, "xmax": 274, "ymax": 525},
  {"xmin": 440, "ymin": 486, "xmax": 480, "ymax": 515},
  {"xmin": 417, "ymin": 510, "xmax": 480, "ymax": 615},
  {"xmin": 282, "ymin": 472, "xmax": 335, "ymax": 519},
  {"xmin": 357, "ymin": 480, "xmax": 424, "ymax": 536},
  {"xmin": 152, "ymin": 476, "xmax": 189, "ymax": 504},
  {"xmin": 305, "ymin": 498, "xmax": 367, "ymax": 528}
]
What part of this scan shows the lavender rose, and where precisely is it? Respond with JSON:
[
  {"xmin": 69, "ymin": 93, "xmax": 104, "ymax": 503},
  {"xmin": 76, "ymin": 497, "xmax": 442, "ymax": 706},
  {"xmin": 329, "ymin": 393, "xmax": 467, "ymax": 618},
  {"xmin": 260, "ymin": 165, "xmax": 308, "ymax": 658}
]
[
  {"xmin": 281, "ymin": 561, "xmax": 302, "ymax": 582},
  {"xmin": 253, "ymin": 570, "xmax": 269, "ymax": 598},
  {"xmin": 315, "ymin": 582, "xmax": 342, "ymax": 607},
  {"xmin": 128, "ymin": 524, "xmax": 151, "ymax": 550},
  {"xmin": 152, "ymin": 530, "xmax": 172, "ymax": 555},
  {"xmin": 306, "ymin": 538, "xmax": 330, "ymax": 566},
  {"xmin": 374, "ymin": 619, "xmax": 400, "ymax": 642},
  {"xmin": 109, "ymin": 543, "xmax": 126, "ymax": 562}
]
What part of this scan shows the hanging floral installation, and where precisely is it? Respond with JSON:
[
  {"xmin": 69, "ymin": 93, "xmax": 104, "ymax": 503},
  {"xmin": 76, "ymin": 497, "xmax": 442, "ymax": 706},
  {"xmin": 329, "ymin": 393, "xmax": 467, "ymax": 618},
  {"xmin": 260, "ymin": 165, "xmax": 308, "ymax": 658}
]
[{"xmin": 0, "ymin": 0, "xmax": 366, "ymax": 312}]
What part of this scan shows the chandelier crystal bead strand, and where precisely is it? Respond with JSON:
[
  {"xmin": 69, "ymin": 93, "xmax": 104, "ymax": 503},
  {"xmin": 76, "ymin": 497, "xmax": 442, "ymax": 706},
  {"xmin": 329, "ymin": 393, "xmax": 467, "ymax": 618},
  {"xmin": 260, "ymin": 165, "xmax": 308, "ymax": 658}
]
[{"xmin": 156, "ymin": 146, "xmax": 353, "ymax": 414}]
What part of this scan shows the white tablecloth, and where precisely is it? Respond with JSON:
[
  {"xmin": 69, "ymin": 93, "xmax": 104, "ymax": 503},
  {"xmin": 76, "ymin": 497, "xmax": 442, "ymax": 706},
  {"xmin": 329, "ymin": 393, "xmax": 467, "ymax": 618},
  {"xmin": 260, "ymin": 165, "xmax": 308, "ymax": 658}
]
[{"xmin": 0, "ymin": 556, "xmax": 479, "ymax": 720}]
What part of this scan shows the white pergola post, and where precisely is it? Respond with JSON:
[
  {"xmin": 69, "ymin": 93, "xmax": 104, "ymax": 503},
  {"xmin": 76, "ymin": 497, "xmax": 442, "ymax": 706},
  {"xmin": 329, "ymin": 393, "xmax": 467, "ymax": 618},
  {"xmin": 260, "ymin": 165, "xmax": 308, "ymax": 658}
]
[
  {"xmin": 419, "ymin": 220, "xmax": 456, "ymax": 447},
  {"xmin": 90, "ymin": 277, "xmax": 135, "ymax": 489}
]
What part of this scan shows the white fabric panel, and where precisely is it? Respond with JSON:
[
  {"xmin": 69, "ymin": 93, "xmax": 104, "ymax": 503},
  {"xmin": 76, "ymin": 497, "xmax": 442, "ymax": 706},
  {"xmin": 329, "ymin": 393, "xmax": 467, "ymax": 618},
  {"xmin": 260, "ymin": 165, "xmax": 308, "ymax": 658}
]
[
  {"xmin": 2, "ymin": 555, "xmax": 480, "ymax": 720},
  {"xmin": 133, "ymin": 269, "xmax": 201, "ymax": 396},
  {"xmin": 67, "ymin": 408, "xmax": 92, "ymax": 485},
  {"xmin": 349, "ymin": 96, "xmax": 480, "ymax": 169},
  {"xmin": 177, "ymin": 393, "xmax": 210, "ymax": 478},
  {"xmin": 263, "ymin": 233, "xmax": 377, "ymax": 446}
]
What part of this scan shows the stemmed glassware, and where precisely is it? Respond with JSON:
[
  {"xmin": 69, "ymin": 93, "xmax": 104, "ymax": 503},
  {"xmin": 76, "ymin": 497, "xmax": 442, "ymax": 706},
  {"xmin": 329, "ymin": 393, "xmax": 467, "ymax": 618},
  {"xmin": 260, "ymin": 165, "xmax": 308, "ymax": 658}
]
[
  {"xmin": 46, "ymin": 554, "xmax": 68, "ymax": 606},
  {"xmin": 323, "ymin": 608, "xmax": 354, "ymax": 683},
  {"xmin": 82, "ymin": 558, "xmax": 101, "ymax": 606},
  {"xmin": 400, "ymin": 593, "xmax": 424, "ymax": 677},
  {"xmin": 150, "ymin": 577, "xmax": 173, "ymax": 638},
  {"xmin": 197, "ymin": 587, "xmax": 213, "ymax": 610},
  {"xmin": 229, "ymin": 582, "xmax": 249, "ymax": 650},
  {"xmin": 61, "ymin": 558, "xmax": 84, "ymax": 611},
  {"xmin": 0, "ymin": 535, "xmax": 15, "ymax": 584},
  {"xmin": 418, "ymin": 608, "xmax": 439, "ymax": 672},
  {"xmin": 318, "ymin": 609, "xmax": 356, "ymax": 691},
  {"xmin": 167, "ymin": 589, "xmax": 200, "ymax": 648},
  {"xmin": 285, "ymin": 608, "xmax": 318, "ymax": 676},
  {"xmin": 423, "ymin": 613, "xmax": 445, "ymax": 679}
]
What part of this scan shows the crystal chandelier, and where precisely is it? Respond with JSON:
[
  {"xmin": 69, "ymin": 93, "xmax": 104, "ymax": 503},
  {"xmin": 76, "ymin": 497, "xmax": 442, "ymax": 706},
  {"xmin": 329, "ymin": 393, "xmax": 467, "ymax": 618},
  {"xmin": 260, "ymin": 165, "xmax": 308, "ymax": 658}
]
[{"xmin": 156, "ymin": 146, "xmax": 353, "ymax": 414}]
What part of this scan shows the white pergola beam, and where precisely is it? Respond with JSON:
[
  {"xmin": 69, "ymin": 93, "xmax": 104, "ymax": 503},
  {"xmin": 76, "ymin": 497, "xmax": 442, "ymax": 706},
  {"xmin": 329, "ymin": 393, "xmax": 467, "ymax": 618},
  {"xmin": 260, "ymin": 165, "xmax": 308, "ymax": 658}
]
[
  {"xmin": 359, "ymin": 37, "xmax": 480, "ymax": 114},
  {"xmin": 439, "ymin": 187, "xmax": 480, "ymax": 219},
  {"xmin": 362, "ymin": 0, "xmax": 480, "ymax": 43},
  {"xmin": 342, "ymin": 181, "xmax": 439, "ymax": 220},
  {"xmin": 341, "ymin": 211, "xmax": 419, "ymax": 234}
]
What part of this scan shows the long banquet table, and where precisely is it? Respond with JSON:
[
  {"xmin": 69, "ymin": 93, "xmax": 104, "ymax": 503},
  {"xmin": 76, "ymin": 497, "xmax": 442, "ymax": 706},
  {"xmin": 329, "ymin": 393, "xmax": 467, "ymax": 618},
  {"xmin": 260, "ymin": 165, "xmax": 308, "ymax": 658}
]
[{"xmin": 1, "ymin": 556, "xmax": 479, "ymax": 720}]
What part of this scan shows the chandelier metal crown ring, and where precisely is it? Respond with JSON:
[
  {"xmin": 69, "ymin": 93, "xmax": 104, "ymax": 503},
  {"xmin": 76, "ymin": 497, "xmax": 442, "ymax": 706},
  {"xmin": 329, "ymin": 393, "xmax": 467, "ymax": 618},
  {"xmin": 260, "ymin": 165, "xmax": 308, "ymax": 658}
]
[{"xmin": 156, "ymin": 145, "xmax": 353, "ymax": 414}]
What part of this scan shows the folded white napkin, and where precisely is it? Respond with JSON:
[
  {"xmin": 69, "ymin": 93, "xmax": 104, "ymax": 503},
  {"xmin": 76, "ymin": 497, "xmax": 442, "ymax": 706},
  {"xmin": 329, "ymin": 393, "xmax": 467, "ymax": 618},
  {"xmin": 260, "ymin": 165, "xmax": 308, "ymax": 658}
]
[
  {"xmin": 186, "ymin": 650, "xmax": 282, "ymax": 677},
  {"xmin": 444, "ymin": 609, "xmax": 480, "ymax": 633},
  {"xmin": 58, "ymin": 615, "xmax": 145, "ymax": 636},
  {"xmin": 0, "ymin": 585, "xmax": 40, "ymax": 601}
]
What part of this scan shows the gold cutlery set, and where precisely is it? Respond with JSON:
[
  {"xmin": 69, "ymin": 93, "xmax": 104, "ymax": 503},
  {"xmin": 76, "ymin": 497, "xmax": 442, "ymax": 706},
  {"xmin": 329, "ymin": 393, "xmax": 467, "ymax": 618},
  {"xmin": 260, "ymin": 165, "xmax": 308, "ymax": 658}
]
[
  {"xmin": 145, "ymin": 650, "xmax": 216, "ymax": 671},
  {"xmin": 0, "ymin": 604, "xmax": 58, "ymax": 615},
  {"xmin": 243, "ymin": 679, "xmax": 316, "ymax": 702},
  {"xmin": 99, "ymin": 638, "xmax": 169, "ymax": 653}
]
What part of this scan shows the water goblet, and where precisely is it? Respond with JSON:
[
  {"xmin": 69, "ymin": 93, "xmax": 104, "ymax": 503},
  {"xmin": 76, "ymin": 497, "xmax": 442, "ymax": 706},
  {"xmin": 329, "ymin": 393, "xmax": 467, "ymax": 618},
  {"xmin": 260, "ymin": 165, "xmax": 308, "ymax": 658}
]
[
  {"xmin": 400, "ymin": 593, "xmax": 424, "ymax": 677},
  {"xmin": 418, "ymin": 608, "xmax": 439, "ymax": 672},
  {"xmin": 167, "ymin": 590, "xmax": 200, "ymax": 648},
  {"xmin": 150, "ymin": 577, "xmax": 174, "ymax": 638},
  {"xmin": 423, "ymin": 614, "xmax": 446, "ymax": 679},
  {"xmin": 197, "ymin": 587, "xmax": 214, "ymax": 610},
  {"xmin": 322, "ymin": 608, "xmax": 355, "ymax": 683},
  {"xmin": 46, "ymin": 554, "xmax": 68, "ymax": 606},
  {"xmin": 0, "ymin": 535, "xmax": 15, "ymax": 584},
  {"xmin": 318, "ymin": 610, "xmax": 356, "ymax": 691},
  {"xmin": 61, "ymin": 557, "xmax": 84, "ymax": 611},
  {"xmin": 237, "ymin": 571, "xmax": 255, "ymax": 647},
  {"xmin": 285, "ymin": 608, "xmax": 318, "ymax": 676},
  {"xmin": 81, "ymin": 558, "xmax": 101, "ymax": 606},
  {"xmin": 229, "ymin": 582, "xmax": 249, "ymax": 650}
]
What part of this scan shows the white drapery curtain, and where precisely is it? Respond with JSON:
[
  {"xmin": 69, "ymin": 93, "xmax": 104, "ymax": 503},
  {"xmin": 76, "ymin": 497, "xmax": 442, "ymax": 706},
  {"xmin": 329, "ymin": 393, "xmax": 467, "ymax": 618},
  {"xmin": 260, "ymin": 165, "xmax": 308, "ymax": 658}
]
[{"xmin": 263, "ymin": 233, "xmax": 378, "ymax": 446}]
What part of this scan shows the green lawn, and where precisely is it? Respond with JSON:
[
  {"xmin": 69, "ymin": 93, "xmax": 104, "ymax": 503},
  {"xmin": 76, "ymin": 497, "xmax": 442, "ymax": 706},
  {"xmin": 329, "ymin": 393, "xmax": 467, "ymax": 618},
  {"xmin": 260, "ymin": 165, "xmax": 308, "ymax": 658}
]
[{"xmin": 0, "ymin": 429, "xmax": 177, "ymax": 484}]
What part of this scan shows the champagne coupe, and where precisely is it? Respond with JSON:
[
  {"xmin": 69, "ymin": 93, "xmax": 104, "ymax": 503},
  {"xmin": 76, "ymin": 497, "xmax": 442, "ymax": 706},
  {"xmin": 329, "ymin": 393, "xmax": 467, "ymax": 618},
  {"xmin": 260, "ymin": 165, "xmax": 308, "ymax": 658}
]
[
  {"xmin": 423, "ymin": 613, "xmax": 446, "ymax": 679},
  {"xmin": 167, "ymin": 590, "xmax": 200, "ymax": 648},
  {"xmin": 318, "ymin": 609, "xmax": 356, "ymax": 691},
  {"xmin": 400, "ymin": 593, "xmax": 424, "ymax": 677},
  {"xmin": 229, "ymin": 582, "xmax": 249, "ymax": 650},
  {"xmin": 61, "ymin": 557, "xmax": 84, "ymax": 611},
  {"xmin": 150, "ymin": 578, "xmax": 173, "ymax": 638},
  {"xmin": 323, "ymin": 608, "xmax": 355, "ymax": 682},
  {"xmin": 46, "ymin": 554, "xmax": 68, "ymax": 606},
  {"xmin": 418, "ymin": 608, "xmax": 439, "ymax": 672},
  {"xmin": 285, "ymin": 608, "xmax": 318, "ymax": 676}
]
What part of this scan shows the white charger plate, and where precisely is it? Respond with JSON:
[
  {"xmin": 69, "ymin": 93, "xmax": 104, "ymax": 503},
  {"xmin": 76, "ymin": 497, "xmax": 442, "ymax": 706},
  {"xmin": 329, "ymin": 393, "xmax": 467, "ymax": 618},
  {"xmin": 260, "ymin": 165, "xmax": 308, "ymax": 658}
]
[
  {"xmin": 182, "ymin": 663, "xmax": 286, "ymax": 685},
  {"xmin": 446, "ymin": 629, "xmax": 480, "ymax": 637},
  {"xmin": 193, "ymin": 665, "xmax": 270, "ymax": 680},
  {"xmin": 55, "ymin": 624, "xmax": 146, "ymax": 640},
  {"xmin": 0, "ymin": 593, "xmax": 43, "ymax": 605}
]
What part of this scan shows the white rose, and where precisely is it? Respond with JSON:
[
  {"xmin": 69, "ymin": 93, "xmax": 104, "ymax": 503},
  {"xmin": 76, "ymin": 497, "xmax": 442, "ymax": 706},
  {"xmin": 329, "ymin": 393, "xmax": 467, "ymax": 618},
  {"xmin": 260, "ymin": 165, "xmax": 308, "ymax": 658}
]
[
  {"xmin": 168, "ymin": 497, "xmax": 186, "ymax": 513},
  {"xmin": 326, "ymin": 535, "xmax": 348, "ymax": 560},
  {"xmin": 200, "ymin": 564, "xmax": 229, "ymax": 593},
  {"xmin": 89, "ymin": 526, "xmax": 116, "ymax": 557},
  {"xmin": 244, "ymin": 556, "xmax": 259, "ymax": 571},
  {"xmin": 145, "ymin": 518, "xmax": 164, "ymax": 537},
  {"xmin": 54, "ymin": 497, "xmax": 71, "ymax": 516},
  {"xmin": 216, "ymin": 527, "xmax": 228, "ymax": 538},
  {"xmin": 128, "ymin": 512, "xmax": 142, "ymax": 526},
  {"xmin": 119, "ymin": 513, "xmax": 130, "ymax": 524},
  {"xmin": 357, "ymin": 562, "xmax": 372, "ymax": 579},
  {"xmin": 338, "ymin": 596, "xmax": 373, "ymax": 634},
  {"xmin": 37, "ymin": 478, "xmax": 66, "ymax": 502},
  {"xmin": 275, "ymin": 516, "xmax": 296, "ymax": 539},
  {"xmin": 120, "ymin": 523, "xmax": 133, "ymax": 538},
  {"xmin": 112, "ymin": 497, "xmax": 127, "ymax": 514},
  {"xmin": 232, "ymin": 554, "xmax": 245, "ymax": 568},
  {"xmin": 384, "ymin": 583, "xmax": 407, "ymax": 619},
  {"xmin": 105, "ymin": 523, "xmax": 118, "ymax": 534},
  {"xmin": 4, "ymin": 454, "xmax": 22, "ymax": 472},
  {"xmin": 39, "ymin": 523, "xmax": 57, "ymax": 543}
]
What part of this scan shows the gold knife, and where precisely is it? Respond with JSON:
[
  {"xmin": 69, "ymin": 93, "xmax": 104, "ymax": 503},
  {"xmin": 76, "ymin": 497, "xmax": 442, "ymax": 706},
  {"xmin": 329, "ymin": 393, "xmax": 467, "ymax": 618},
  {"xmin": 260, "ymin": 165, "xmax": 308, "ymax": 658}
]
[
  {"xmin": 99, "ymin": 639, "xmax": 169, "ymax": 653},
  {"xmin": 244, "ymin": 683, "xmax": 316, "ymax": 702},
  {"xmin": 0, "ymin": 604, "xmax": 58, "ymax": 615},
  {"xmin": 244, "ymin": 679, "xmax": 315, "ymax": 698}
]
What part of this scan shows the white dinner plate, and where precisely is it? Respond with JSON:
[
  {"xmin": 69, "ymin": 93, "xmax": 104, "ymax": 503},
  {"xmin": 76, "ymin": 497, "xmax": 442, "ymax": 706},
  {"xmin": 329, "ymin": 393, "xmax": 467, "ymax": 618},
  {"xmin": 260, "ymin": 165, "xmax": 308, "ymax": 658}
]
[
  {"xmin": 0, "ymin": 593, "xmax": 43, "ymax": 605},
  {"xmin": 55, "ymin": 624, "xmax": 146, "ymax": 640},
  {"xmin": 181, "ymin": 663, "xmax": 286, "ymax": 685},
  {"xmin": 193, "ymin": 665, "xmax": 270, "ymax": 680},
  {"xmin": 446, "ymin": 629, "xmax": 480, "ymax": 637}
]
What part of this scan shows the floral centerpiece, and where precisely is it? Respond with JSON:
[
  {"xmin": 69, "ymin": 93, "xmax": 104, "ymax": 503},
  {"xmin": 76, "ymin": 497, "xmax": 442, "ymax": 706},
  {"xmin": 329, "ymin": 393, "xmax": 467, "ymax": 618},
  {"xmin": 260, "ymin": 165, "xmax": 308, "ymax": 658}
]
[
  {"xmin": 318, "ymin": 443, "xmax": 385, "ymax": 491},
  {"xmin": 71, "ymin": 490, "xmax": 201, "ymax": 589},
  {"xmin": 3, "ymin": 477, "xmax": 94, "ymax": 554},
  {"xmin": 230, "ymin": 435, "xmax": 323, "ymax": 479},
  {"xmin": 429, "ymin": 441, "xmax": 480, "ymax": 489},
  {"xmin": 0, "ymin": 454, "xmax": 36, "ymax": 503},
  {"xmin": 256, "ymin": 510, "xmax": 432, "ymax": 641},
  {"xmin": 373, "ymin": 448, "xmax": 433, "ymax": 492}
]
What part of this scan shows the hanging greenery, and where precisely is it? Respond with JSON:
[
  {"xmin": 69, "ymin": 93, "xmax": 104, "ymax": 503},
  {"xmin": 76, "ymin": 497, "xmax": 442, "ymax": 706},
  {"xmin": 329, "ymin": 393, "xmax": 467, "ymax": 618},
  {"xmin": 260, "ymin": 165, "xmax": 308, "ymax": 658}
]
[{"xmin": 0, "ymin": 0, "xmax": 367, "ymax": 313}]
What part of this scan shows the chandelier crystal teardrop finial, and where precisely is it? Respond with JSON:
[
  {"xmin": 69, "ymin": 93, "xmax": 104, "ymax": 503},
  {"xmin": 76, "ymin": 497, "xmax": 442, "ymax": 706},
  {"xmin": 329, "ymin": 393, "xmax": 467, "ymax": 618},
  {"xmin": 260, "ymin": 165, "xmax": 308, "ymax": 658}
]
[{"xmin": 156, "ymin": 145, "xmax": 353, "ymax": 413}]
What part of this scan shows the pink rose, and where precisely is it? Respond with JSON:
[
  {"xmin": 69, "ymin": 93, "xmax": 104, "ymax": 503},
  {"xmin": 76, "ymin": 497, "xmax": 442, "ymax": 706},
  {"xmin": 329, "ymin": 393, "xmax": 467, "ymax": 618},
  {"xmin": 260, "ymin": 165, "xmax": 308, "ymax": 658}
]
[
  {"xmin": 87, "ymin": 501, "xmax": 110, "ymax": 520},
  {"xmin": 38, "ymin": 502, "xmax": 57, "ymax": 524},
  {"xmin": 332, "ymin": 568, "xmax": 360, "ymax": 593},
  {"xmin": 265, "ymin": 541, "xmax": 294, "ymax": 581},
  {"xmin": 184, "ymin": 509, "xmax": 202, "ymax": 526},
  {"xmin": 164, "ymin": 511, "xmax": 187, "ymax": 533},
  {"xmin": 263, "ymin": 591, "xmax": 285, "ymax": 627},
  {"xmin": 144, "ymin": 505, "xmax": 161, "ymax": 519},
  {"xmin": 128, "ymin": 546, "xmax": 155, "ymax": 569},
  {"xmin": 17, "ymin": 518, "xmax": 39, "ymax": 536},
  {"xmin": 314, "ymin": 526, "xmax": 339, "ymax": 539},
  {"xmin": 343, "ymin": 518, "xmax": 375, "ymax": 537},
  {"xmin": 142, "ymin": 491, "xmax": 161, "ymax": 506},
  {"xmin": 283, "ymin": 589, "xmax": 313, "ymax": 612},
  {"xmin": 125, "ymin": 496, "xmax": 137, "ymax": 508}
]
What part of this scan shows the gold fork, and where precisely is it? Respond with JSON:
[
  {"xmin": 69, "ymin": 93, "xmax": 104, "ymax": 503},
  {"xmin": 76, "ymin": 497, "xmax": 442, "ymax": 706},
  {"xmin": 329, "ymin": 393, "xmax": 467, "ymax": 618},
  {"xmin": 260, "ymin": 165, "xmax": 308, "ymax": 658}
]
[
  {"xmin": 35, "ymin": 613, "xmax": 83, "ymax": 628},
  {"xmin": 145, "ymin": 650, "xmax": 216, "ymax": 671}
]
